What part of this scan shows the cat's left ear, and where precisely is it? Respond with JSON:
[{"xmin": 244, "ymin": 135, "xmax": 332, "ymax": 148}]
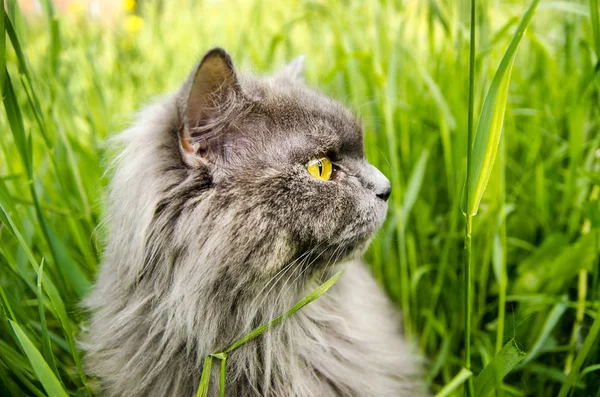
[
  {"xmin": 275, "ymin": 55, "xmax": 305, "ymax": 83},
  {"xmin": 180, "ymin": 48, "xmax": 240, "ymax": 167}
]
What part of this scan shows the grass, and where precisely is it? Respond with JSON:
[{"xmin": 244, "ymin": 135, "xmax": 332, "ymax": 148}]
[{"xmin": 0, "ymin": 0, "xmax": 599, "ymax": 396}]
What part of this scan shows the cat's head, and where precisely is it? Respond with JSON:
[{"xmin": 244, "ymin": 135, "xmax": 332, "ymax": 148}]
[{"xmin": 168, "ymin": 48, "xmax": 390, "ymax": 279}]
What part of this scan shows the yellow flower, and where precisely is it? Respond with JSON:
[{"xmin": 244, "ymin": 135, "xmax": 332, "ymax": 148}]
[
  {"xmin": 125, "ymin": 15, "xmax": 144, "ymax": 34},
  {"xmin": 123, "ymin": 0, "xmax": 136, "ymax": 12},
  {"xmin": 68, "ymin": 1, "xmax": 84, "ymax": 15}
]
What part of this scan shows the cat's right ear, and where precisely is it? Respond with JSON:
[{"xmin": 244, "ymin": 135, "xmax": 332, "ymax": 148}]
[
  {"xmin": 275, "ymin": 55, "xmax": 305, "ymax": 83},
  {"xmin": 180, "ymin": 48, "xmax": 240, "ymax": 168}
]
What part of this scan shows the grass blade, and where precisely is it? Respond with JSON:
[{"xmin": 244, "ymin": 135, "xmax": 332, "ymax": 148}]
[
  {"xmin": 196, "ymin": 270, "xmax": 345, "ymax": 394},
  {"xmin": 474, "ymin": 339, "xmax": 526, "ymax": 397},
  {"xmin": 463, "ymin": 1, "xmax": 477, "ymax": 395},
  {"xmin": 218, "ymin": 353, "xmax": 227, "ymax": 397},
  {"xmin": 401, "ymin": 149, "xmax": 429, "ymax": 227},
  {"xmin": 433, "ymin": 368, "xmax": 473, "ymax": 397},
  {"xmin": 518, "ymin": 298, "xmax": 568, "ymax": 367},
  {"xmin": 36, "ymin": 259, "xmax": 60, "ymax": 379},
  {"xmin": 3, "ymin": 70, "xmax": 89, "ymax": 297},
  {"xmin": 462, "ymin": 0, "xmax": 540, "ymax": 216},
  {"xmin": 41, "ymin": 0, "xmax": 61, "ymax": 74},
  {"xmin": 195, "ymin": 355, "xmax": 214, "ymax": 397},
  {"xmin": 2, "ymin": 71, "xmax": 32, "ymax": 178},
  {"xmin": 591, "ymin": 0, "xmax": 600, "ymax": 56},
  {"xmin": 5, "ymin": 14, "xmax": 51, "ymax": 146},
  {"xmin": 557, "ymin": 305, "xmax": 600, "ymax": 397},
  {"xmin": 224, "ymin": 269, "xmax": 344, "ymax": 353},
  {"xmin": 0, "ymin": 0, "xmax": 5, "ymax": 92},
  {"xmin": 8, "ymin": 320, "xmax": 69, "ymax": 397}
]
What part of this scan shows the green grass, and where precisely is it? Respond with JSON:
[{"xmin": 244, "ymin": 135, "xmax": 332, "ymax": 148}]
[{"xmin": 1, "ymin": 0, "xmax": 599, "ymax": 396}]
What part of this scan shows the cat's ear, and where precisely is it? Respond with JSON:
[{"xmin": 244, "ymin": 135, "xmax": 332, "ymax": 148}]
[
  {"xmin": 275, "ymin": 55, "xmax": 305, "ymax": 83},
  {"xmin": 180, "ymin": 48, "xmax": 240, "ymax": 167}
]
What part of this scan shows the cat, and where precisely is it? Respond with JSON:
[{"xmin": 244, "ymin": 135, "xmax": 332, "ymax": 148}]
[{"xmin": 82, "ymin": 48, "xmax": 426, "ymax": 397}]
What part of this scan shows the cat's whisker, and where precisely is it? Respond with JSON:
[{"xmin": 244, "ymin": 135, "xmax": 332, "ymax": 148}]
[
  {"xmin": 318, "ymin": 244, "xmax": 344, "ymax": 285},
  {"xmin": 267, "ymin": 246, "xmax": 317, "ymax": 319},
  {"xmin": 260, "ymin": 246, "xmax": 325, "ymax": 396},
  {"xmin": 254, "ymin": 245, "xmax": 320, "ymax": 309},
  {"xmin": 254, "ymin": 259, "xmax": 296, "ymax": 304},
  {"xmin": 278, "ymin": 244, "xmax": 329, "ymax": 308}
]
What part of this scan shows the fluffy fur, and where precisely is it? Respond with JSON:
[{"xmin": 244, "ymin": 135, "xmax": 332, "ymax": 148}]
[{"xmin": 83, "ymin": 48, "xmax": 426, "ymax": 396}]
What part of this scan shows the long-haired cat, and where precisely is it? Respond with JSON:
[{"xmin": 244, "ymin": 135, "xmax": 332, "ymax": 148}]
[{"xmin": 83, "ymin": 48, "xmax": 426, "ymax": 396}]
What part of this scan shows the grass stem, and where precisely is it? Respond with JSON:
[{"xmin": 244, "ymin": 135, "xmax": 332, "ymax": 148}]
[{"xmin": 464, "ymin": 0, "xmax": 476, "ymax": 395}]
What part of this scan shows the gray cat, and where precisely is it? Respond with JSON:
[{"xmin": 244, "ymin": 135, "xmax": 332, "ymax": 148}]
[{"xmin": 82, "ymin": 48, "xmax": 426, "ymax": 397}]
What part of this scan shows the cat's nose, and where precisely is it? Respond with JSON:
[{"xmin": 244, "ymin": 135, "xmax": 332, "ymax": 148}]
[
  {"xmin": 366, "ymin": 164, "xmax": 391, "ymax": 202},
  {"xmin": 376, "ymin": 184, "xmax": 391, "ymax": 202}
]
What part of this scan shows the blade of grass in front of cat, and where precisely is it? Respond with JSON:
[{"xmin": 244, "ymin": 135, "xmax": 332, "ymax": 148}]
[
  {"xmin": 196, "ymin": 355, "xmax": 213, "ymax": 397},
  {"xmin": 225, "ymin": 270, "xmax": 344, "ymax": 352},
  {"xmin": 197, "ymin": 270, "xmax": 345, "ymax": 395},
  {"xmin": 219, "ymin": 354, "xmax": 227, "ymax": 397}
]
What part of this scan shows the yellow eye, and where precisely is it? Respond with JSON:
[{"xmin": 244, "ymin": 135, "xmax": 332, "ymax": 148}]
[{"xmin": 306, "ymin": 157, "xmax": 333, "ymax": 180}]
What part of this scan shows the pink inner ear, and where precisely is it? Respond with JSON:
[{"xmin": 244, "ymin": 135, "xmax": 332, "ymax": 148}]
[
  {"xmin": 180, "ymin": 49, "xmax": 239, "ymax": 168},
  {"xmin": 186, "ymin": 53, "xmax": 237, "ymax": 131}
]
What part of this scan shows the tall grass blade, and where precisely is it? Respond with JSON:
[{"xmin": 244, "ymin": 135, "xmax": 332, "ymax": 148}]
[
  {"xmin": 5, "ymin": 14, "xmax": 51, "ymax": 145},
  {"xmin": 36, "ymin": 259, "xmax": 60, "ymax": 379},
  {"xmin": 0, "ymin": 0, "xmax": 5, "ymax": 92},
  {"xmin": 8, "ymin": 320, "xmax": 69, "ymax": 397},
  {"xmin": 462, "ymin": 0, "xmax": 540, "ymax": 216},
  {"xmin": 6, "ymin": 0, "xmax": 16, "ymax": 23},
  {"xmin": 41, "ymin": 0, "xmax": 61, "ymax": 74},
  {"xmin": 590, "ymin": 0, "xmax": 600, "ymax": 57},
  {"xmin": 2, "ymin": 72, "xmax": 31, "ymax": 178},
  {"xmin": 463, "ymin": 1, "xmax": 477, "ymax": 394}
]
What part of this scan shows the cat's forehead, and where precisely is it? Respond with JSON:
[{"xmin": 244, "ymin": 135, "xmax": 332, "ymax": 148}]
[{"xmin": 240, "ymin": 75, "xmax": 363, "ymax": 156}]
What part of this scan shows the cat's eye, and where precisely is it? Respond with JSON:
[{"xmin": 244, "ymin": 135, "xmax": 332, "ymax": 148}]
[{"xmin": 306, "ymin": 157, "xmax": 333, "ymax": 181}]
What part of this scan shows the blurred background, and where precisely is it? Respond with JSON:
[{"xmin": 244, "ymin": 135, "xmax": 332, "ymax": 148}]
[{"xmin": 0, "ymin": 0, "xmax": 599, "ymax": 396}]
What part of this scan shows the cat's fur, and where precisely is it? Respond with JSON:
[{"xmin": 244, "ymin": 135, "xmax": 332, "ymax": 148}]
[{"xmin": 83, "ymin": 48, "xmax": 426, "ymax": 396}]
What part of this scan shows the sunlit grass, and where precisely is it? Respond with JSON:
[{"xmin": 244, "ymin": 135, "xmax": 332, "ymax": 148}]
[{"xmin": 0, "ymin": 0, "xmax": 599, "ymax": 396}]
